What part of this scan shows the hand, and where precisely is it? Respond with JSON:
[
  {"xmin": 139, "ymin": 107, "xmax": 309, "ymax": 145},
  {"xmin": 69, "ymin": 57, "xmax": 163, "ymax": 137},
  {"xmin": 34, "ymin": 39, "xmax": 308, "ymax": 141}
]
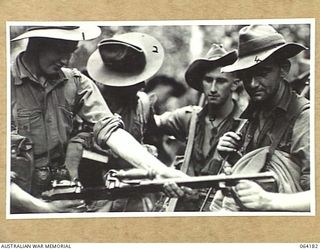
[
  {"xmin": 217, "ymin": 131, "xmax": 242, "ymax": 155},
  {"xmin": 163, "ymin": 181, "xmax": 195, "ymax": 198},
  {"xmin": 234, "ymin": 180, "xmax": 273, "ymax": 210},
  {"xmin": 46, "ymin": 200, "xmax": 87, "ymax": 213},
  {"xmin": 10, "ymin": 182, "xmax": 87, "ymax": 213}
]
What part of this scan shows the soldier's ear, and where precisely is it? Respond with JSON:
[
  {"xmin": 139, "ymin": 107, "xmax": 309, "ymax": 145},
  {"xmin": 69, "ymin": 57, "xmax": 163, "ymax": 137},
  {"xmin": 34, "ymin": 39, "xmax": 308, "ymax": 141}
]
[
  {"xmin": 280, "ymin": 59, "xmax": 291, "ymax": 78},
  {"xmin": 148, "ymin": 93, "xmax": 158, "ymax": 107},
  {"xmin": 231, "ymin": 78, "xmax": 241, "ymax": 92}
]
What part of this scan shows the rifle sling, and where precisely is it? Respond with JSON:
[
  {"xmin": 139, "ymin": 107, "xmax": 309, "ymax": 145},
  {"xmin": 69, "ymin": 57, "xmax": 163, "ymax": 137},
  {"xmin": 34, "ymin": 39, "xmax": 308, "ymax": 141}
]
[
  {"xmin": 165, "ymin": 108, "xmax": 198, "ymax": 212},
  {"xmin": 266, "ymin": 94, "xmax": 309, "ymax": 163}
]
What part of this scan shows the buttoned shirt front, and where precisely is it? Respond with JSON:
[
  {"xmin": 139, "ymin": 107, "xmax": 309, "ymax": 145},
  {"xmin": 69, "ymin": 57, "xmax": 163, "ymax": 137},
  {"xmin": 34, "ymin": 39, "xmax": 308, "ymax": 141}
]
[
  {"xmin": 11, "ymin": 52, "xmax": 123, "ymax": 168},
  {"xmin": 240, "ymin": 81, "xmax": 310, "ymax": 190},
  {"xmin": 158, "ymin": 101, "xmax": 242, "ymax": 176}
]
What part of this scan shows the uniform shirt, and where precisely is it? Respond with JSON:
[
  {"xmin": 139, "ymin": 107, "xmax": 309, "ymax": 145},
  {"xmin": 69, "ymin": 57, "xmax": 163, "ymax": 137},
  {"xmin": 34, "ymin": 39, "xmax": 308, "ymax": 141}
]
[
  {"xmin": 240, "ymin": 80, "xmax": 310, "ymax": 190},
  {"xmin": 157, "ymin": 101, "xmax": 242, "ymax": 176},
  {"xmin": 11, "ymin": 52, "xmax": 123, "ymax": 169},
  {"xmin": 102, "ymin": 91, "xmax": 155, "ymax": 170}
]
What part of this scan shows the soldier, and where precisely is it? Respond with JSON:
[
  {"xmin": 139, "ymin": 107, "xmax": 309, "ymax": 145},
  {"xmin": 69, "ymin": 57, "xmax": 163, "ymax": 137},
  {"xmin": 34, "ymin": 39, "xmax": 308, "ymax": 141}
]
[
  {"xmin": 83, "ymin": 32, "xmax": 164, "ymax": 211},
  {"xmin": 214, "ymin": 24, "xmax": 310, "ymax": 212},
  {"xmin": 10, "ymin": 26, "xmax": 185, "ymax": 213},
  {"xmin": 155, "ymin": 44, "xmax": 245, "ymax": 211}
]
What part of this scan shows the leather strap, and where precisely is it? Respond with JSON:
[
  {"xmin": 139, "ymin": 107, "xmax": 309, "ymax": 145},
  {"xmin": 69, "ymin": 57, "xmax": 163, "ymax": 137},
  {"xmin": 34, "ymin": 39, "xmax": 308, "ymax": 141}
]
[{"xmin": 165, "ymin": 108, "xmax": 198, "ymax": 212}]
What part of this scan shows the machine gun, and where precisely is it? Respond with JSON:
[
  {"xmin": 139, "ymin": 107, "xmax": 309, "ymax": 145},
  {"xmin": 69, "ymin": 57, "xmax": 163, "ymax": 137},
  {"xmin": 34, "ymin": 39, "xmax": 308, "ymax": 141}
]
[{"xmin": 41, "ymin": 169, "xmax": 277, "ymax": 202}]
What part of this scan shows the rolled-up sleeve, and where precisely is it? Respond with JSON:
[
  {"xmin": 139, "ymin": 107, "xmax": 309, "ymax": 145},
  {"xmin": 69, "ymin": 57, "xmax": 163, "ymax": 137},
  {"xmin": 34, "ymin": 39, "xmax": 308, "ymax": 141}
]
[
  {"xmin": 157, "ymin": 106, "xmax": 199, "ymax": 141},
  {"xmin": 93, "ymin": 115, "xmax": 124, "ymax": 148},
  {"xmin": 75, "ymin": 72, "xmax": 124, "ymax": 149}
]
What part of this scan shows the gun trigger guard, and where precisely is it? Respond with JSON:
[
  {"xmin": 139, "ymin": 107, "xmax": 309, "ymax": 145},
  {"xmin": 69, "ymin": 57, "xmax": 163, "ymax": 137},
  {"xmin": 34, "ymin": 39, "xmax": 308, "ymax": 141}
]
[
  {"xmin": 218, "ymin": 181, "xmax": 227, "ymax": 189},
  {"xmin": 104, "ymin": 169, "xmax": 121, "ymax": 189},
  {"xmin": 229, "ymin": 187, "xmax": 248, "ymax": 211}
]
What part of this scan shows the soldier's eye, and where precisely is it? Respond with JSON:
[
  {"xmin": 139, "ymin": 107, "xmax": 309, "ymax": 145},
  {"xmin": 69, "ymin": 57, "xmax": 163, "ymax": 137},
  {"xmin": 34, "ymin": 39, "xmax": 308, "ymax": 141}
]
[
  {"xmin": 216, "ymin": 77, "xmax": 227, "ymax": 83},
  {"xmin": 203, "ymin": 77, "xmax": 213, "ymax": 83}
]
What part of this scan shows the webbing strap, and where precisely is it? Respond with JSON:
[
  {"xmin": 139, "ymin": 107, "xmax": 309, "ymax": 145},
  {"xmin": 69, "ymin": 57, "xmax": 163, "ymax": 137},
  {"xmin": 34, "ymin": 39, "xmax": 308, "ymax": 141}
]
[{"xmin": 165, "ymin": 108, "xmax": 198, "ymax": 212}]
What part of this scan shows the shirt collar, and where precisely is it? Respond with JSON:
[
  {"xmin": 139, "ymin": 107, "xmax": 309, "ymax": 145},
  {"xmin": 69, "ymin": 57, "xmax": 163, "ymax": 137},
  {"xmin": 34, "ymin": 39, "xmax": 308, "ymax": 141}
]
[
  {"xmin": 242, "ymin": 80, "xmax": 292, "ymax": 118},
  {"xmin": 198, "ymin": 99, "xmax": 241, "ymax": 120},
  {"xmin": 270, "ymin": 79, "xmax": 291, "ymax": 112}
]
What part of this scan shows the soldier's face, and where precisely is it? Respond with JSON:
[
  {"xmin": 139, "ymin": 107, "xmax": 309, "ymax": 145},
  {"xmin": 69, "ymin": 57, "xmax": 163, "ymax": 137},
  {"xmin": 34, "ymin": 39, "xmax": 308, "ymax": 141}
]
[
  {"xmin": 38, "ymin": 40, "xmax": 78, "ymax": 76},
  {"xmin": 202, "ymin": 67, "xmax": 234, "ymax": 106},
  {"xmin": 240, "ymin": 58, "xmax": 282, "ymax": 103}
]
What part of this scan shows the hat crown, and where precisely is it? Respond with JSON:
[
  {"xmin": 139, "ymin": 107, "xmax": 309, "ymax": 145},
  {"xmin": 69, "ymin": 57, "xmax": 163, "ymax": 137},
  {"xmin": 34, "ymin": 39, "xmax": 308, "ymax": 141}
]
[
  {"xmin": 185, "ymin": 44, "xmax": 237, "ymax": 92},
  {"xmin": 205, "ymin": 44, "xmax": 230, "ymax": 60},
  {"xmin": 98, "ymin": 40, "xmax": 146, "ymax": 74},
  {"xmin": 238, "ymin": 24, "xmax": 286, "ymax": 57},
  {"xmin": 11, "ymin": 25, "xmax": 101, "ymax": 41},
  {"xmin": 87, "ymin": 32, "xmax": 164, "ymax": 87},
  {"xmin": 27, "ymin": 26, "xmax": 80, "ymax": 32}
]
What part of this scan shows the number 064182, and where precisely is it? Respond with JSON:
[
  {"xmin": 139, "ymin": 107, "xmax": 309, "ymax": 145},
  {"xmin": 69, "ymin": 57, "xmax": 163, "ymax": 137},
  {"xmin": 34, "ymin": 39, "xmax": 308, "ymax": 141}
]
[{"xmin": 300, "ymin": 244, "xmax": 319, "ymax": 248}]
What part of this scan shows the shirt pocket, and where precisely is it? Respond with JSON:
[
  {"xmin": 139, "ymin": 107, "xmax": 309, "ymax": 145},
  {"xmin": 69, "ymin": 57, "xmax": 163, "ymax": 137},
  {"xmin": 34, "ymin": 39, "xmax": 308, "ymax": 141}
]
[
  {"xmin": 16, "ymin": 110, "xmax": 45, "ymax": 153},
  {"xmin": 16, "ymin": 110, "xmax": 42, "ymax": 134}
]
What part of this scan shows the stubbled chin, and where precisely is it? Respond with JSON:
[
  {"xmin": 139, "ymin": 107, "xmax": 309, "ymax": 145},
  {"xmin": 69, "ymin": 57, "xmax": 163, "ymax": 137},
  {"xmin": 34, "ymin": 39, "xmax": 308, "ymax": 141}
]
[
  {"xmin": 208, "ymin": 101, "xmax": 220, "ymax": 105},
  {"xmin": 43, "ymin": 69, "xmax": 61, "ymax": 79},
  {"xmin": 252, "ymin": 97, "xmax": 263, "ymax": 102},
  {"xmin": 251, "ymin": 92, "xmax": 266, "ymax": 101}
]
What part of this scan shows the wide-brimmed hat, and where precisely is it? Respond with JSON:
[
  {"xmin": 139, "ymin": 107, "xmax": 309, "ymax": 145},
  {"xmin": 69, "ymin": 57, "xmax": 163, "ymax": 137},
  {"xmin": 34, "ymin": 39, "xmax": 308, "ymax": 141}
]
[
  {"xmin": 87, "ymin": 32, "xmax": 164, "ymax": 87},
  {"xmin": 185, "ymin": 44, "xmax": 237, "ymax": 92},
  {"xmin": 11, "ymin": 25, "xmax": 101, "ymax": 42},
  {"xmin": 222, "ymin": 24, "xmax": 307, "ymax": 73}
]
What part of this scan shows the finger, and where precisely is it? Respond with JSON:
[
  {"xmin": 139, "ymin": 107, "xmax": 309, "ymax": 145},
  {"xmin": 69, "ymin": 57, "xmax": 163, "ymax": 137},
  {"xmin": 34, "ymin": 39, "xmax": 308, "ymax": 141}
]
[
  {"xmin": 51, "ymin": 199, "xmax": 85, "ymax": 209},
  {"xmin": 181, "ymin": 186, "xmax": 193, "ymax": 195},
  {"xmin": 180, "ymin": 186, "xmax": 196, "ymax": 199},
  {"xmin": 163, "ymin": 182, "xmax": 181, "ymax": 198},
  {"xmin": 217, "ymin": 144, "xmax": 236, "ymax": 152},
  {"xmin": 166, "ymin": 182, "xmax": 187, "ymax": 197},
  {"xmin": 224, "ymin": 131, "xmax": 242, "ymax": 141},
  {"xmin": 236, "ymin": 182, "xmax": 265, "ymax": 198},
  {"xmin": 65, "ymin": 204, "xmax": 88, "ymax": 213},
  {"xmin": 217, "ymin": 137, "xmax": 240, "ymax": 152},
  {"xmin": 162, "ymin": 182, "xmax": 174, "ymax": 197},
  {"xmin": 64, "ymin": 200, "xmax": 86, "ymax": 208},
  {"xmin": 173, "ymin": 185, "xmax": 185, "ymax": 197},
  {"xmin": 219, "ymin": 136, "xmax": 239, "ymax": 147},
  {"xmin": 235, "ymin": 180, "xmax": 261, "ymax": 192},
  {"xmin": 238, "ymin": 200, "xmax": 261, "ymax": 210},
  {"xmin": 235, "ymin": 181, "xmax": 252, "ymax": 191},
  {"xmin": 236, "ymin": 189, "xmax": 254, "ymax": 197}
]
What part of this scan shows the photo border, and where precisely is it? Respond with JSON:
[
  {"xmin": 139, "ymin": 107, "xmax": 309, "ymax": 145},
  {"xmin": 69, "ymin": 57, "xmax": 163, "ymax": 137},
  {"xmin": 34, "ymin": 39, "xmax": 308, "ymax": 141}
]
[
  {"xmin": 6, "ymin": 18, "xmax": 316, "ymax": 220},
  {"xmin": 1, "ymin": 0, "xmax": 319, "ymax": 243}
]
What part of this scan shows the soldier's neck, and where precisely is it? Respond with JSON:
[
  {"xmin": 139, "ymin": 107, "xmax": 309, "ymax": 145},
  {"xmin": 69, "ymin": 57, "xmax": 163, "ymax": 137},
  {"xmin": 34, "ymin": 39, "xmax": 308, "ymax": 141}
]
[{"xmin": 207, "ymin": 97, "xmax": 234, "ymax": 121}]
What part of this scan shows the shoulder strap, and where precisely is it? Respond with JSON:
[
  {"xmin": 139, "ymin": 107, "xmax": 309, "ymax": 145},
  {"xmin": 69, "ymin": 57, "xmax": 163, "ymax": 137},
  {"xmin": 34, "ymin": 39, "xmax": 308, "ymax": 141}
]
[
  {"xmin": 180, "ymin": 108, "xmax": 198, "ymax": 174},
  {"xmin": 137, "ymin": 91, "xmax": 151, "ymax": 125},
  {"xmin": 164, "ymin": 108, "xmax": 198, "ymax": 212},
  {"xmin": 267, "ymin": 94, "xmax": 309, "ymax": 160}
]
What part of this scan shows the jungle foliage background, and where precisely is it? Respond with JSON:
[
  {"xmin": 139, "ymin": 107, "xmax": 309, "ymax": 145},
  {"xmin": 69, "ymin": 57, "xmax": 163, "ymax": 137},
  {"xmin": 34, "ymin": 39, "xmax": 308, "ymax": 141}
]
[{"xmin": 10, "ymin": 23, "xmax": 311, "ymax": 107}]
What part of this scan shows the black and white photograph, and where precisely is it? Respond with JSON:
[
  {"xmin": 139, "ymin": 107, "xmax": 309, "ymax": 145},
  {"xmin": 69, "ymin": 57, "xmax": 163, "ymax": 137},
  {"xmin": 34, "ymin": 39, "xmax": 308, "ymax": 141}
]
[{"xmin": 7, "ymin": 19, "xmax": 315, "ymax": 219}]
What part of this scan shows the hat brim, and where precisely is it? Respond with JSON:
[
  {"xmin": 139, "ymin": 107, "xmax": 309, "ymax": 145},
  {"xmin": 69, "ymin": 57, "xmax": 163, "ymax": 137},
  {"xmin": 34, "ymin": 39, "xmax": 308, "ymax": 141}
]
[
  {"xmin": 222, "ymin": 43, "xmax": 307, "ymax": 73},
  {"xmin": 11, "ymin": 25, "xmax": 101, "ymax": 41},
  {"xmin": 87, "ymin": 32, "xmax": 164, "ymax": 87},
  {"xmin": 185, "ymin": 50, "xmax": 237, "ymax": 92}
]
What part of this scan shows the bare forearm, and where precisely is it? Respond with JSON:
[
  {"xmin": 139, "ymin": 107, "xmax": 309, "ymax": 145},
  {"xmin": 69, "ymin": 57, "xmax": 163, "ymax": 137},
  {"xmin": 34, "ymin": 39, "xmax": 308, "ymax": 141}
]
[
  {"xmin": 267, "ymin": 191, "xmax": 311, "ymax": 212},
  {"xmin": 236, "ymin": 181, "xmax": 311, "ymax": 212},
  {"xmin": 11, "ymin": 182, "xmax": 53, "ymax": 213},
  {"xmin": 106, "ymin": 129, "xmax": 186, "ymax": 178}
]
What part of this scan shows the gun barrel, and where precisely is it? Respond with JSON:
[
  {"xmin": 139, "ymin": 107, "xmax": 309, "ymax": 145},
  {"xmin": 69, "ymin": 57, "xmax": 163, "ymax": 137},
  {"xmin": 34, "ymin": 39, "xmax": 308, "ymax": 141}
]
[{"xmin": 42, "ymin": 172, "xmax": 277, "ymax": 201}]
